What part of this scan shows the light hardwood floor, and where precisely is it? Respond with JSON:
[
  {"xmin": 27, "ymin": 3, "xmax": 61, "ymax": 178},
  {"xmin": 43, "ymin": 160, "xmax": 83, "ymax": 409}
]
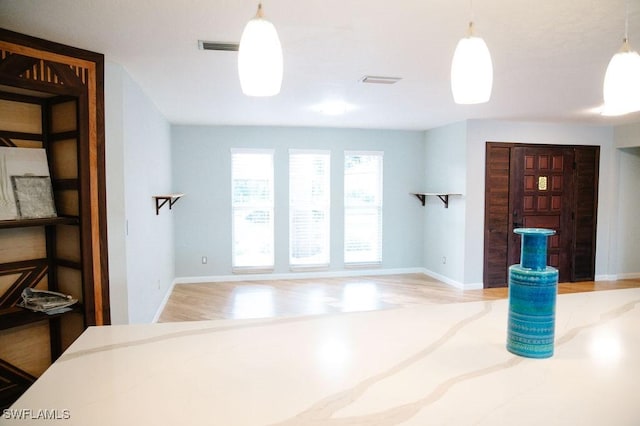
[{"xmin": 158, "ymin": 274, "xmax": 640, "ymax": 323}]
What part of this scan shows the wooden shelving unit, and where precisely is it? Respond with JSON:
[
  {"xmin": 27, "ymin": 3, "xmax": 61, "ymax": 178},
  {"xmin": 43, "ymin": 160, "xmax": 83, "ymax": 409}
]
[
  {"xmin": 412, "ymin": 192, "xmax": 462, "ymax": 208},
  {"xmin": 0, "ymin": 29, "xmax": 110, "ymax": 410}
]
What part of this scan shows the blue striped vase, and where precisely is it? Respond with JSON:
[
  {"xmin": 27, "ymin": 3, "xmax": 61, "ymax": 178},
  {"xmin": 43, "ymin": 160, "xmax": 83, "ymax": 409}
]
[{"xmin": 506, "ymin": 228, "xmax": 559, "ymax": 358}]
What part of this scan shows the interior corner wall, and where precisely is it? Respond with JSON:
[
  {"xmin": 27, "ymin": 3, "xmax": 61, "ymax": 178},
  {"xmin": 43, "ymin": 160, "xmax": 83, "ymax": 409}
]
[
  {"xmin": 613, "ymin": 123, "xmax": 640, "ymax": 277},
  {"xmin": 465, "ymin": 120, "xmax": 616, "ymax": 284},
  {"xmin": 614, "ymin": 122, "xmax": 640, "ymax": 148},
  {"xmin": 615, "ymin": 147, "xmax": 640, "ymax": 278},
  {"xmin": 105, "ymin": 61, "xmax": 129, "ymax": 324},
  {"xmin": 423, "ymin": 121, "xmax": 468, "ymax": 287},
  {"xmin": 171, "ymin": 125, "xmax": 425, "ymax": 278},
  {"xmin": 105, "ymin": 61, "xmax": 174, "ymax": 324}
]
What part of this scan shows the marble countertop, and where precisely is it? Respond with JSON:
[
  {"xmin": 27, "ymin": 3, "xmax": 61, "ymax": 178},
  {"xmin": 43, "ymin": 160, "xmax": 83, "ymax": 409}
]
[{"xmin": 5, "ymin": 288, "xmax": 640, "ymax": 425}]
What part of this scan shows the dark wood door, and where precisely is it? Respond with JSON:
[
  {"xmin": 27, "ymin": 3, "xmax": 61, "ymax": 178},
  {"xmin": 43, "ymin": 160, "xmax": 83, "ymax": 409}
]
[
  {"xmin": 509, "ymin": 147, "xmax": 574, "ymax": 281},
  {"xmin": 483, "ymin": 143, "xmax": 599, "ymax": 287}
]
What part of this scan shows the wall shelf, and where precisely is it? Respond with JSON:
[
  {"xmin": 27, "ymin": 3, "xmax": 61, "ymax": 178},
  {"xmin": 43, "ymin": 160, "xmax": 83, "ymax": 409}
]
[
  {"xmin": 412, "ymin": 193, "xmax": 462, "ymax": 208},
  {"xmin": 153, "ymin": 193, "xmax": 184, "ymax": 215},
  {"xmin": 0, "ymin": 305, "xmax": 82, "ymax": 331},
  {"xmin": 0, "ymin": 216, "xmax": 79, "ymax": 230}
]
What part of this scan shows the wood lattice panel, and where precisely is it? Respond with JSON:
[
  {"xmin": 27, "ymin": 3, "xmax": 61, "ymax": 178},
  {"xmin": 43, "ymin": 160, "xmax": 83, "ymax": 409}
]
[
  {"xmin": 0, "ymin": 49, "xmax": 89, "ymax": 88},
  {"xmin": 0, "ymin": 357, "xmax": 36, "ymax": 410},
  {"xmin": 0, "ymin": 260, "xmax": 48, "ymax": 310}
]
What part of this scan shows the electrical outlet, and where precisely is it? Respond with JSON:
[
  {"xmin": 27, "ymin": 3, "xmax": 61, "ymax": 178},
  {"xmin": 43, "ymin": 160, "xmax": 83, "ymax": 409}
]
[
  {"xmin": 442, "ymin": 256, "xmax": 447, "ymax": 264},
  {"xmin": 202, "ymin": 256, "xmax": 207, "ymax": 264}
]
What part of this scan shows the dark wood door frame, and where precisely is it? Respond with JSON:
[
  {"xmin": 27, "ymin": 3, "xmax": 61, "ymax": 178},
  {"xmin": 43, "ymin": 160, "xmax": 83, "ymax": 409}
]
[{"xmin": 483, "ymin": 142, "xmax": 599, "ymax": 288}]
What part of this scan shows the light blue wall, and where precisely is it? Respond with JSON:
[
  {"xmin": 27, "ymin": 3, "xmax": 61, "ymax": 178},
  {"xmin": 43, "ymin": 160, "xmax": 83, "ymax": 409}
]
[
  {"xmin": 423, "ymin": 121, "xmax": 467, "ymax": 286},
  {"xmin": 105, "ymin": 62, "xmax": 174, "ymax": 324},
  {"xmin": 171, "ymin": 125, "xmax": 425, "ymax": 277}
]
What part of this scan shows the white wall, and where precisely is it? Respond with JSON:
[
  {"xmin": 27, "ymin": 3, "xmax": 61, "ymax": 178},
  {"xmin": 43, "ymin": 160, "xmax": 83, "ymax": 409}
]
[
  {"xmin": 615, "ymin": 147, "xmax": 640, "ymax": 278},
  {"xmin": 614, "ymin": 122, "xmax": 640, "ymax": 148},
  {"xmin": 171, "ymin": 125, "xmax": 425, "ymax": 278},
  {"xmin": 105, "ymin": 62, "xmax": 174, "ymax": 324},
  {"xmin": 465, "ymin": 120, "xmax": 616, "ymax": 284},
  {"xmin": 613, "ymin": 123, "xmax": 640, "ymax": 278},
  {"xmin": 423, "ymin": 121, "xmax": 468, "ymax": 287},
  {"xmin": 105, "ymin": 61, "xmax": 128, "ymax": 324}
]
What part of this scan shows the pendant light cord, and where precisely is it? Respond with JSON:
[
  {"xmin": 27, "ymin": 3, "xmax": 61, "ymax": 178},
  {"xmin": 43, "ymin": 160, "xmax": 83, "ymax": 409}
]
[
  {"xmin": 468, "ymin": 0, "xmax": 475, "ymax": 35},
  {"xmin": 470, "ymin": 0, "xmax": 475, "ymax": 25},
  {"xmin": 624, "ymin": 0, "xmax": 629, "ymax": 42}
]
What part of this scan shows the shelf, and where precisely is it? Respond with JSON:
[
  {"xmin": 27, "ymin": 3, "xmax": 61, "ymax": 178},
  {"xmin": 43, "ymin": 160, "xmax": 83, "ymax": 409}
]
[
  {"xmin": 0, "ymin": 305, "xmax": 82, "ymax": 331},
  {"xmin": 412, "ymin": 193, "xmax": 462, "ymax": 208},
  {"xmin": 0, "ymin": 216, "xmax": 79, "ymax": 229},
  {"xmin": 153, "ymin": 193, "xmax": 184, "ymax": 215}
]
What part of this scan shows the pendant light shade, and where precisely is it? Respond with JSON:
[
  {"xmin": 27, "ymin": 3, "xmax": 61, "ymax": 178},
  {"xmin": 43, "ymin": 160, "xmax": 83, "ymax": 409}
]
[
  {"xmin": 238, "ymin": 3, "xmax": 283, "ymax": 97},
  {"xmin": 602, "ymin": 39, "xmax": 640, "ymax": 116},
  {"xmin": 451, "ymin": 22, "xmax": 493, "ymax": 104}
]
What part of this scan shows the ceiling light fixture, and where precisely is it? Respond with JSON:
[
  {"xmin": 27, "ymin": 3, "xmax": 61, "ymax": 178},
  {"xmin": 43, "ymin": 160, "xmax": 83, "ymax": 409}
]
[
  {"xmin": 238, "ymin": 2, "xmax": 283, "ymax": 97},
  {"xmin": 602, "ymin": 0, "xmax": 640, "ymax": 116},
  {"xmin": 451, "ymin": 1, "xmax": 493, "ymax": 104}
]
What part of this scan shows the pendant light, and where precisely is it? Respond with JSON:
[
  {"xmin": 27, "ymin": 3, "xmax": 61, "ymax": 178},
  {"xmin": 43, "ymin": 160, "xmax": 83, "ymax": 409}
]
[
  {"xmin": 451, "ymin": 1, "xmax": 493, "ymax": 104},
  {"xmin": 602, "ymin": 0, "xmax": 640, "ymax": 116},
  {"xmin": 238, "ymin": 3, "xmax": 283, "ymax": 97}
]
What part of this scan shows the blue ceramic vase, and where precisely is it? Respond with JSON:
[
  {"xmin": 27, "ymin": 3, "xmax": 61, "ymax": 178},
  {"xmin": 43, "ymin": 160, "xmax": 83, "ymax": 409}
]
[{"xmin": 506, "ymin": 228, "xmax": 559, "ymax": 358}]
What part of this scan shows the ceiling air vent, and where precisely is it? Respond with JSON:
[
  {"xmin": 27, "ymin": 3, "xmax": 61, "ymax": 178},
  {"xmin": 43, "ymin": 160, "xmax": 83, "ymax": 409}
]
[
  {"xmin": 359, "ymin": 75, "xmax": 402, "ymax": 85},
  {"xmin": 198, "ymin": 40, "xmax": 239, "ymax": 52}
]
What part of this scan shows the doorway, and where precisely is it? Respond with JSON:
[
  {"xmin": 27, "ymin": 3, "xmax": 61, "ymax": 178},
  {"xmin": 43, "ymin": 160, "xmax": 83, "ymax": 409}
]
[{"xmin": 483, "ymin": 142, "xmax": 599, "ymax": 288}]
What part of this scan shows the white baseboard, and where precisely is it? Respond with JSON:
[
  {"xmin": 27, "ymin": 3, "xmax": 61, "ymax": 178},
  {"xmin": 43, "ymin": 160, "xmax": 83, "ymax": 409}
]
[
  {"xmin": 174, "ymin": 268, "xmax": 486, "ymax": 291},
  {"xmin": 173, "ymin": 267, "xmax": 485, "ymax": 294},
  {"xmin": 612, "ymin": 272, "xmax": 640, "ymax": 280},
  {"xmin": 421, "ymin": 269, "xmax": 483, "ymax": 290},
  {"xmin": 595, "ymin": 274, "xmax": 616, "ymax": 281},
  {"xmin": 174, "ymin": 267, "xmax": 426, "ymax": 285},
  {"xmin": 152, "ymin": 279, "xmax": 177, "ymax": 323}
]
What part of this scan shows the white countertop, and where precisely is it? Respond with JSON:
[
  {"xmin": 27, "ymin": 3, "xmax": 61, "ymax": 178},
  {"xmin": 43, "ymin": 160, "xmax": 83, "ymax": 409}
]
[{"xmin": 5, "ymin": 288, "xmax": 640, "ymax": 425}]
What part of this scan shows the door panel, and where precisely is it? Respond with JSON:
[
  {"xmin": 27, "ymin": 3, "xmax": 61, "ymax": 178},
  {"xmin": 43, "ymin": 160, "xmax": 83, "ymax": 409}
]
[
  {"xmin": 572, "ymin": 147, "xmax": 599, "ymax": 280},
  {"xmin": 483, "ymin": 145, "xmax": 511, "ymax": 287},
  {"xmin": 483, "ymin": 143, "xmax": 598, "ymax": 287},
  {"xmin": 510, "ymin": 147, "xmax": 573, "ymax": 281}
]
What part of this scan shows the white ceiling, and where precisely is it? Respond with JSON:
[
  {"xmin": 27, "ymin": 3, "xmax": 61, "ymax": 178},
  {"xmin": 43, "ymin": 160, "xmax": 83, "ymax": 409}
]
[{"xmin": 1, "ymin": 0, "xmax": 640, "ymax": 130}]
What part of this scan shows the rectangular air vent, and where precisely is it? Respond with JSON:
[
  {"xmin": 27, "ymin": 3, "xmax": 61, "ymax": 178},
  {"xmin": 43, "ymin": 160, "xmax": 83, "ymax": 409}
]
[
  {"xmin": 198, "ymin": 40, "xmax": 239, "ymax": 51},
  {"xmin": 359, "ymin": 75, "xmax": 402, "ymax": 85}
]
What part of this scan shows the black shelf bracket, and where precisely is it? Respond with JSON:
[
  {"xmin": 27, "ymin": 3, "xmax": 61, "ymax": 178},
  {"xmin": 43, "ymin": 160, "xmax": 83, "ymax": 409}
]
[
  {"xmin": 411, "ymin": 193, "xmax": 461, "ymax": 209},
  {"xmin": 153, "ymin": 193, "xmax": 184, "ymax": 215}
]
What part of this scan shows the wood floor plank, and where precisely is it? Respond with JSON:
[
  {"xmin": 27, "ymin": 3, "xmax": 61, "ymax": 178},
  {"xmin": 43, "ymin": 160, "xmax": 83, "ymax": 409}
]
[{"xmin": 158, "ymin": 274, "xmax": 640, "ymax": 323}]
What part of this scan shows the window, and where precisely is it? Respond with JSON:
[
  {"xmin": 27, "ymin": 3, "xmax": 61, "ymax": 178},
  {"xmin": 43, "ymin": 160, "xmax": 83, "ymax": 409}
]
[
  {"xmin": 289, "ymin": 150, "xmax": 330, "ymax": 268},
  {"xmin": 344, "ymin": 151, "xmax": 383, "ymax": 265},
  {"xmin": 231, "ymin": 149, "xmax": 274, "ymax": 270}
]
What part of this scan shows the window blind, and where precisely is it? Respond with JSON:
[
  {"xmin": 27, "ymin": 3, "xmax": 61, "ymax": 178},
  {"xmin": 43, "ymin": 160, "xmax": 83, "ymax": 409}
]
[
  {"xmin": 289, "ymin": 150, "xmax": 330, "ymax": 268},
  {"xmin": 231, "ymin": 149, "xmax": 275, "ymax": 270},
  {"xmin": 344, "ymin": 151, "xmax": 383, "ymax": 265}
]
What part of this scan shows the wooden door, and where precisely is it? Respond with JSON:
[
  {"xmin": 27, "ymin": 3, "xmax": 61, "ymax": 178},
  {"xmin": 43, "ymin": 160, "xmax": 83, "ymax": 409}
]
[
  {"xmin": 483, "ymin": 143, "xmax": 599, "ymax": 287},
  {"xmin": 509, "ymin": 147, "xmax": 573, "ymax": 281}
]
